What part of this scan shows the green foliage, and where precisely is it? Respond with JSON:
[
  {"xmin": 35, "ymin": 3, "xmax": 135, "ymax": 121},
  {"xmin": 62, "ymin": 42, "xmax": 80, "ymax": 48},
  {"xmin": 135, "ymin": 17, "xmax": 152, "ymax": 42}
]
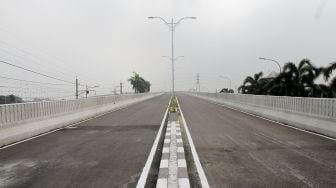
[
  {"xmin": 0, "ymin": 94, "xmax": 23, "ymax": 104},
  {"xmin": 239, "ymin": 59, "xmax": 336, "ymax": 98},
  {"xmin": 169, "ymin": 96, "xmax": 179, "ymax": 113},
  {"xmin": 128, "ymin": 72, "xmax": 151, "ymax": 93}
]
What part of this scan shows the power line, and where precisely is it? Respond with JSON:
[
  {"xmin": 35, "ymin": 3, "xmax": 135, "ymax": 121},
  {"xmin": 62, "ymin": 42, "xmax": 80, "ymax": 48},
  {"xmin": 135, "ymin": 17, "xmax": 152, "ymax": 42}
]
[
  {"xmin": 0, "ymin": 59, "xmax": 75, "ymax": 85},
  {"xmin": 0, "ymin": 75, "xmax": 74, "ymax": 86},
  {"xmin": 0, "ymin": 30, "xmax": 104, "ymax": 85}
]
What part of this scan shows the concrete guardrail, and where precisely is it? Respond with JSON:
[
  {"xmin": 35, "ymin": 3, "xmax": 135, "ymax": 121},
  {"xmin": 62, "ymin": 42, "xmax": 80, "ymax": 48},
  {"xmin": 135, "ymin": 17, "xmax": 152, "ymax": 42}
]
[
  {"xmin": 0, "ymin": 93, "xmax": 162, "ymax": 147},
  {"xmin": 187, "ymin": 92, "xmax": 336, "ymax": 138}
]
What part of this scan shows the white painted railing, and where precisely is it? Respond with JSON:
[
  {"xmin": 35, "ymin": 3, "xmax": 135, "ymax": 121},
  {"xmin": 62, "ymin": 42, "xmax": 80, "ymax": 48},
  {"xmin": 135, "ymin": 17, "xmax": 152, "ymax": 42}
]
[
  {"xmin": 190, "ymin": 92, "xmax": 336, "ymax": 119},
  {"xmin": 0, "ymin": 93, "xmax": 154, "ymax": 127}
]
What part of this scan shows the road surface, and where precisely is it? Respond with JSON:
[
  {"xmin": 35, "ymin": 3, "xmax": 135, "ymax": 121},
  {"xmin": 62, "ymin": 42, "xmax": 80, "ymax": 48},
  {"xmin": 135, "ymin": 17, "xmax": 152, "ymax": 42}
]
[
  {"xmin": 178, "ymin": 93, "xmax": 336, "ymax": 188},
  {"xmin": 0, "ymin": 94, "xmax": 170, "ymax": 188}
]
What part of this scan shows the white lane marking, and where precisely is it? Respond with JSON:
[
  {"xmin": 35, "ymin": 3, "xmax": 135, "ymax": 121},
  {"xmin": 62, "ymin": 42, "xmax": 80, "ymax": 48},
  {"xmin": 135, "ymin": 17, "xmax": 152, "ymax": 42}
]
[
  {"xmin": 164, "ymin": 139, "xmax": 171, "ymax": 143},
  {"xmin": 136, "ymin": 96, "xmax": 171, "ymax": 188},
  {"xmin": 177, "ymin": 97, "xmax": 210, "ymax": 188},
  {"xmin": 0, "ymin": 103, "xmax": 133, "ymax": 150},
  {"xmin": 215, "ymin": 103, "xmax": 336, "ymax": 141},
  {"xmin": 177, "ymin": 138, "xmax": 183, "ymax": 143},
  {"xmin": 160, "ymin": 159, "xmax": 169, "ymax": 168}
]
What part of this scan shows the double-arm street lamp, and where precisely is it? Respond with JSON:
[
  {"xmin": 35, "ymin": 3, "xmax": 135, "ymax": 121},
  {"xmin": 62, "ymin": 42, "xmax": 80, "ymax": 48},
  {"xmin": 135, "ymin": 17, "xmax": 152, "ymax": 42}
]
[
  {"xmin": 148, "ymin": 16, "xmax": 196, "ymax": 94},
  {"xmin": 259, "ymin": 57, "xmax": 282, "ymax": 73}
]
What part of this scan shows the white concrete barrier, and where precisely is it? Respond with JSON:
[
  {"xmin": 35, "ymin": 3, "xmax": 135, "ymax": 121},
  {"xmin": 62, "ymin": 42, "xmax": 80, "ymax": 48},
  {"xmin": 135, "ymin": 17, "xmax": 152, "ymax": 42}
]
[
  {"xmin": 0, "ymin": 93, "xmax": 162, "ymax": 147},
  {"xmin": 187, "ymin": 92, "xmax": 336, "ymax": 138}
]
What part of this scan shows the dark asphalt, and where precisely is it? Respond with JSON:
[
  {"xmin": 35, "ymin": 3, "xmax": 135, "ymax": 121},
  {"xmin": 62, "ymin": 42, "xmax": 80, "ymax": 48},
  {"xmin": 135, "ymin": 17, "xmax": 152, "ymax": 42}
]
[
  {"xmin": 0, "ymin": 94, "xmax": 170, "ymax": 188},
  {"xmin": 177, "ymin": 93, "xmax": 336, "ymax": 188}
]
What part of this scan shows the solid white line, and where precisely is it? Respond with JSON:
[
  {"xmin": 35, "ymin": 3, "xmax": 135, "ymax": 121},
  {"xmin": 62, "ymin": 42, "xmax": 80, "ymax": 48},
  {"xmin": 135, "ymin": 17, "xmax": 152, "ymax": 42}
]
[
  {"xmin": 215, "ymin": 103, "xmax": 336, "ymax": 141},
  {"xmin": 136, "ymin": 97, "xmax": 171, "ymax": 188},
  {"xmin": 0, "ymin": 104, "xmax": 133, "ymax": 150},
  {"xmin": 177, "ymin": 98, "xmax": 210, "ymax": 188}
]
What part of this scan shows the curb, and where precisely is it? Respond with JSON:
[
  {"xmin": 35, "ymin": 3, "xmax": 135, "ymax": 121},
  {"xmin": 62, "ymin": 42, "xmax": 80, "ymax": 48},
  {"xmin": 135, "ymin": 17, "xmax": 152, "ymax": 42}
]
[{"xmin": 157, "ymin": 121, "xmax": 190, "ymax": 188}]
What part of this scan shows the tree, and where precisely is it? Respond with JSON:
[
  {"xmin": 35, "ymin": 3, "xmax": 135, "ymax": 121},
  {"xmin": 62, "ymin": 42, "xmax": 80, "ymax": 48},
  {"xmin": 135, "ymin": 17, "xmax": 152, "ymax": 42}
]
[
  {"xmin": 239, "ymin": 59, "xmax": 336, "ymax": 98},
  {"xmin": 239, "ymin": 72, "xmax": 264, "ymax": 94},
  {"xmin": 266, "ymin": 59, "xmax": 319, "ymax": 97},
  {"xmin": 0, "ymin": 94, "xmax": 23, "ymax": 104},
  {"xmin": 128, "ymin": 72, "xmax": 151, "ymax": 93}
]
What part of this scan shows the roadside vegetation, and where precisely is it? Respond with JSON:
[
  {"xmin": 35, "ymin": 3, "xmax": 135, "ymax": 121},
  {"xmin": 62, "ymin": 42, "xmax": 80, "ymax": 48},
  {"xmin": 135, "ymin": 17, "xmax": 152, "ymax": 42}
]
[
  {"xmin": 128, "ymin": 72, "xmax": 151, "ymax": 93},
  {"xmin": 239, "ymin": 59, "xmax": 336, "ymax": 98},
  {"xmin": 0, "ymin": 94, "xmax": 23, "ymax": 104},
  {"xmin": 169, "ymin": 96, "xmax": 179, "ymax": 113}
]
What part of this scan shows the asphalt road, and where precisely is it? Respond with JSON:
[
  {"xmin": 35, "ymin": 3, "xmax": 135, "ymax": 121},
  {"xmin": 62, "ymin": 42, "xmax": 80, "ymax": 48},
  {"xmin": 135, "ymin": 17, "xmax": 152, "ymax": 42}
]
[
  {"xmin": 177, "ymin": 93, "xmax": 336, "ymax": 188},
  {"xmin": 0, "ymin": 94, "xmax": 170, "ymax": 188}
]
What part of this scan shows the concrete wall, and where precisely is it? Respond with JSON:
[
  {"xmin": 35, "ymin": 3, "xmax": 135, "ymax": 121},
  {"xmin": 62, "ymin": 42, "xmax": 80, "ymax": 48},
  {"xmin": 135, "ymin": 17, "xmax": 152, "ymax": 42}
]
[
  {"xmin": 0, "ymin": 93, "xmax": 156, "ymax": 128},
  {"xmin": 0, "ymin": 93, "xmax": 162, "ymax": 147},
  {"xmin": 187, "ymin": 92, "xmax": 336, "ymax": 138}
]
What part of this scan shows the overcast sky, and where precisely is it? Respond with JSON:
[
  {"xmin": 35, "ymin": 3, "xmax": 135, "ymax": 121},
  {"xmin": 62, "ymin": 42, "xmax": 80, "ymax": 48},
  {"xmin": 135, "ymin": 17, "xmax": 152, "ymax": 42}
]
[{"xmin": 0, "ymin": 0, "xmax": 335, "ymax": 99}]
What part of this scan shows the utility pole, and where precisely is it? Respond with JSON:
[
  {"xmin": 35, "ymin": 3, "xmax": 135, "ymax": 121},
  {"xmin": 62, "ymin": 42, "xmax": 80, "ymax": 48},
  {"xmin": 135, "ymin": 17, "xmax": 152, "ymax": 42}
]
[
  {"xmin": 196, "ymin": 73, "xmax": 200, "ymax": 92},
  {"xmin": 85, "ymin": 85, "xmax": 89, "ymax": 98},
  {"xmin": 120, "ymin": 81, "xmax": 123, "ymax": 94},
  {"xmin": 75, "ymin": 76, "xmax": 79, "ymax": 99}
]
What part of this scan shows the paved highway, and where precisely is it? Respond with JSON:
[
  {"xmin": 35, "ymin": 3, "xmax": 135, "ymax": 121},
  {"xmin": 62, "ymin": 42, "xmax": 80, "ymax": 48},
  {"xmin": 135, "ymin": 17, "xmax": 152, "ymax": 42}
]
[
  {"xmin": 0, "ymin": 94, "xmax": 170, "ymax": 188},
  {"xmin": 178, "ymin": 93, "xmax": 336, "ymax": 188}
]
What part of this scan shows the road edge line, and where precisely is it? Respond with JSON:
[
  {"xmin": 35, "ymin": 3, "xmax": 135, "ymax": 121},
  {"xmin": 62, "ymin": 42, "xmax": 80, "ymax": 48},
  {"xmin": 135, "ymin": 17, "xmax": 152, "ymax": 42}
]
[
  {"xmin": 191, "ymin": 94, "xmax": 336, "ymax": 141},
  {"xmin": 136, "ymin": 96, "xmax": 171, "ymax": 188},
  {"xmin": 176, "ymin": 97, "xmax": 210, "ymax": 188},
  {"xmin": 0, "ymin": 94, "xmax": 161, "ymax": 150}
]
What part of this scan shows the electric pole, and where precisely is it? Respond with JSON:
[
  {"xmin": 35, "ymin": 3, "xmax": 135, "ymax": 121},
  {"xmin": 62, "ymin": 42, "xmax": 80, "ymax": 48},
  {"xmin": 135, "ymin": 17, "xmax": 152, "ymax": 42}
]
[
  {"xmin": 120, "ymin": 81, "xmax": 124, "ymax": 94},
  {"xmin": 196, "ymin": 73, "xmax": 200, "ymax": 92},
  {"xmin": 75, "ymin": 76, "xmax": 79, "ymax": 99},
  {"xmin": 85, "ymin": 85, "xmax": 89, "ymax": 98}
]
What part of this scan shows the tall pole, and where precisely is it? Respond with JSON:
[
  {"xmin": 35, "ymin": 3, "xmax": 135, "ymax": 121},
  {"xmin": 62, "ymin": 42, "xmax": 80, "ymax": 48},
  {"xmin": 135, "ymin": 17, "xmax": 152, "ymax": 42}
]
[
  {"xmin": 120, "ymin": 81, "xmax": 123, "ymax": 94},
  {"xmin": 259, "ymin": 57, "xmax": 282, "ymax": 73},
  {"xmin": 85, "ymin": 85, "xmax": 88, "ymax": 98},
  {"xmin": 219, "ymin": 76, "xmax": 231, "ymax": 90},
  {"xmin": 75, "ymin": 76, "xmax": 78, "ymax": 99},
  {"xmin": 171, "ymin": 18, "xmax": 175, "ymax": 95},
  {"xmin": 148, "ymin": 16, "xmax": 196, "ymax": 95}
]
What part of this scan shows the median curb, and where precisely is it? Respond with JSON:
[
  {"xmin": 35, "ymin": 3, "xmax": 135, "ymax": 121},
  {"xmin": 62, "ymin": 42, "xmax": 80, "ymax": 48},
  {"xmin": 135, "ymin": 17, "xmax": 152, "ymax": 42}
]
[{"xmin": 157, "ymin": 121, "xmax": 190, "ymax": 188}]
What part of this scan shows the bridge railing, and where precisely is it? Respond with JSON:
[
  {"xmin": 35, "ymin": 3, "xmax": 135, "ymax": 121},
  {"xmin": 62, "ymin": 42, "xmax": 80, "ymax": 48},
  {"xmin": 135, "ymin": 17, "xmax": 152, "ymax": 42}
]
[
  {"xmin": 0, "ymin": 93, "xmax": 152, "ymax": 128},
  {"xmin": 191, "ymin": 92, "xmax": 336, "ymax": 119}
]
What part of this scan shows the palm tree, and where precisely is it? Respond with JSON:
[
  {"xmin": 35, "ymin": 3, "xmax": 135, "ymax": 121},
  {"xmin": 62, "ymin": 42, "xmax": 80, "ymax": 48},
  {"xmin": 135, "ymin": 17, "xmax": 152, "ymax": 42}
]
[
  {"xmin": 128, "ymin": 72, "xmax": 151, "ymax": 93},
  {"xmin": 128, "ymin": 72, "xmax": 141, "ymax": 93},
  {"xmin": 267, "ymin": 59, "xmax": 318, "ymax": 97},
  {"xmin": 239, "ymin": 72, "xmax": 264, "ymax": 94}
]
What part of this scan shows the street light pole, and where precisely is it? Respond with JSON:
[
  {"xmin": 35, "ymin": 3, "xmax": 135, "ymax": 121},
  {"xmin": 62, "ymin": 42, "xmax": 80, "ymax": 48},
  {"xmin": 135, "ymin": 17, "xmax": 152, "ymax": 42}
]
[
  {"xmin": 259, "ymin": 57, "xmax": 282, "ymax": 73},
  {"xmin": 219, "ymin": 76, "xmax": 232, "ymax": 91},
  {"xmin": 148, "ymin": 16, "xmax": 196, "ymax": 94}
]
